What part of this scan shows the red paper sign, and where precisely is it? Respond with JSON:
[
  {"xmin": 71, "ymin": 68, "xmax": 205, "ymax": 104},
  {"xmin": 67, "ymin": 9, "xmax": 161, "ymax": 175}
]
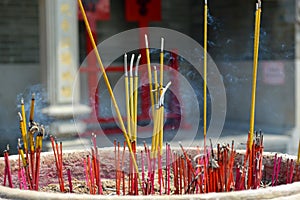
[
  {"xmin": 262, "ymin": 61, "xmax": 285, "ymax": 85},
  {"xmin": 125, "ymin": 0, "xmax": 161, "ymax": 22}
]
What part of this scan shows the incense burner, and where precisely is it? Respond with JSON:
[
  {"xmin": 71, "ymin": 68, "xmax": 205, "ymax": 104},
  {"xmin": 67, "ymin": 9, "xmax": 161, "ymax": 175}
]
[{"xmin": 0, "ymin": 148, "xmax": 300, "ymax": 200}]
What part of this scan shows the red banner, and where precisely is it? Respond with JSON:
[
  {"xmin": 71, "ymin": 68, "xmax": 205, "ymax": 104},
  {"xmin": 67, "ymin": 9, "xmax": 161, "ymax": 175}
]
[
  {"xmin": 125, "ymin": 0, "xmax": 161, "ymax": 22},
  {"xmin": 78, "ymin": 0, "xmax": 110, "ymax": 21}
]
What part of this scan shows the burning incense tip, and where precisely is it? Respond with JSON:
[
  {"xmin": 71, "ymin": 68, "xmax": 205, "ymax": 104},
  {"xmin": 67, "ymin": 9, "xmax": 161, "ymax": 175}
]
[
  {"xmin": 124, "ymin": 54, "xmax": 128, "ymax": 76},
  {"xmin": 21, "ymin": 98, "xmax": 24, "ymax": 105},
  {"xmin": 205, "ymin": 0, "xmax": 208, "ymax": 5},
  {"xmin": 135, "ymin": 54, "xmax": 141, "ymax": 77},
  {"xmin": 160, "ymin": 38, "xmax": 164, "ymax": 52},
  {"xmin": 145, "ymin": 34, "xmax": 149, "ymax": 49},
  {"xmin": 130, "ymin": 54, "xmax": 135, "ymax": 77},
  {"xmin": 31, "ymin": 93, "xmax": 35, "ymax": 99}
]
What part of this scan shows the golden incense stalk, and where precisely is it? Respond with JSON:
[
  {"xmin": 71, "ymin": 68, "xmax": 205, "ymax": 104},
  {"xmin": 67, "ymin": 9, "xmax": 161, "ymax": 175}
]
[
  {"xmin": 159, "ymin": 38, "xmax": 165, "ymax": 154},
  {"xmin": 133, "ymin": 55, "xmax": 141, "ymax": 143},
  {"xmin": 20, "ymin": 99, "xmax": 28, "ymax": 152},
  {"xmin": 158, "ymin": 107, "xmax": 163, "ymax": 153},
  {"xmin": 151, "ymin": 104, "xmax": 159, "ymax": 158},
  {"xmin": 160, "ymin": 38, "xmax": 164, "ymax": 89},
  {"xmin": 29, "ymin": 93, "xmax": 35, "ymax": 123},
  {"xmin": 152, "ymin": 66, "xmax": 159, "ymax": 158},
  {"xmin": 249, "ymin": 1, "xmax": 262, "ymax": 150},
  {"xmin": 297, "ymin": 140, "xmax": 300, "ymax": 164},
  {"xmin": 154, "ymin": 66, "xmax": 159, "ymax": 105},
  {"xmin": 151, "ymin": 65, "xmax": 159, "ymax": 158},
  {"xmin": 129, "ymin": 54, "xmax": 135, "ymax": 141},
  {"xmin": 18, "ymin": 112, "xmax": 28, "ymax": 153},
  {"xmin": 124, "ymin": 54, "xmax": 132, "ymax": 140},
  {"xmin": 203, "ymin": 0, "xmax": 208, "ymax": 140},
  {"xmin": 145, "ymin": 35, "xmax": 155, "ymax": 118},
  {"xmin": 78, "ymin": 0, "xmax": 141, "ymax": 186},
  {"xmin": 159, "ymin": 82, "xmax": 171, "ymax": 152}
]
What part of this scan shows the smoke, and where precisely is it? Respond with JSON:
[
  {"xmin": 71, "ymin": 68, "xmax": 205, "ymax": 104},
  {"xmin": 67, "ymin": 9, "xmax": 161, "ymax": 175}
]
[{"xmin": 16, "ymin": 84, "xmax": 53, "ymax": 136}]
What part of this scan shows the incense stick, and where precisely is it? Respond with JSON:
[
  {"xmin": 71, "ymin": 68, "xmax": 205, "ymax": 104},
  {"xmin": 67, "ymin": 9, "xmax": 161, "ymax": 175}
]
[
  {"xmin": 67, "ymin": 169, "xmax": 73, "ymax": 193},
  {"xmin": 145, "ymin": 34, "xmax": 155, "ymax": 118},
  {"xmin": 297, "ymin": 140, "xmax": 300, "ymax": 164},
  {"xmin": 203, "ymin": 0, "xmax": 208, "ymax": 140},
  {"xmin": 20, "ymin": 98, "xmax": 28, "ymax": 153},
  {"xmin": 203, "ymin": 2, "xmax": 209, "ymax": 192},
  {"xmin": 77, "ymin": 1, "xmax": 141, "ymax": 186},
  {"xmin": 34, "ymin": 133, "xmax": 43, "ymax": 190},
  {"xmin": 249, "ymin": 0, "xmax": 262, "ymax": 151},
  {"xmin": 3, "ymin": 148, "xmax": 13, "ymax": 188},
  {"xmin": 133, "ymin": 54, "xmax": 141, "ymax": 144},
  {"xmin": 18, "ymin": 113, "xmax": 28, "ymax": 154},
  {"xmin": 129, "ymin": 54, "xmax": 135, "ymax": 142},
  {"xmin": 124, "ymin": 54, "xmax": 132, "ymax": 140},
  {"xmin": 160, "ymin": 38, "xmax": 164, "ymax": 88},
  {"xmin": 29, "ymin": 93, "xmax": 35, "ymax": 124},
  {"xmin": 158, "ymin": 38, "xmax": 165, "ymax": 157}
]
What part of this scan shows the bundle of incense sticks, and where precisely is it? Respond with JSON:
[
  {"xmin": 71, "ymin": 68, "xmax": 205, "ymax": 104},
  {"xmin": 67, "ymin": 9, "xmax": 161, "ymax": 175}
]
[
  {"xmin": 82, "ymin": 134, "xmax": 103, "ymax": 195},
  {"xmin": 145, "ymin": 36, "xmax": 171, "ymax": 159},
  {"xmin": 123, "ymin": 53, "xmax": 141, "ymax": 195},
  {"xmin": 50, "ymin": 136, "xmax": 64, "ymax": 192},
  {"xmin": 142, "ymin": 35, "xmax": 173, "ymax": 195},
  {"xmin": 16, "ymin": 94, "xmax": 46, "ymax": 191}
]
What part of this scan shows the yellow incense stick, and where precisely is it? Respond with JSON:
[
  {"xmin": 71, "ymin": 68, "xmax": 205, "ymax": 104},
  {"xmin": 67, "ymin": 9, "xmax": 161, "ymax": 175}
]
[
  {"xmin": 249, "ymin": 1, "xmax": 261, "ymax": 150},
  {"xmin": 154, "ymin": 66, "xmax": 158, "ymax": 104},
  {"xmin": 21, "ymin": 98, "xmax": 27, "ymax": 131},
  {"xmin": 21, "ymin": 98, "xmax": 28, "ymax": 152},
  {"xmin": 18, "ymin": 138, "xmax": 27, "ymax": 167},
  {"xmin": 152, "ymin": 65, "xmax": 159, "ymax": 157},
  {"xmin": 159, "ymin": 38, "xmax": 164, "ymax": 154},
  {"xmin": 29, "ymin": 130, "xmax": 35, "ymax": 154},
  {"xmin": 29, "ymin": 93, "xmax": 35, "ymax": 123},
  {"xmin": 151, "ymin": 108, "xmax": 158, "ymax": 157},
  {"xmin": 203, "ymin": 0, "xmax": 208, "ymax": 140},
  {"xmin": 297, "ymin": 140, "xmax": 300, "ymax": 164},
  {"xmin": 124, "ymin": 54, "xmax": 132, "ymax": 140},
  {"xmin": 158, "ymin": 107, "xmax": 164, "ymax": 153},
  {"xmin": 18, "ymin": 112, "xmax": 28, "ymax": 152},
  {"xmin": 78, "ymin": 0, "xmax": 141, "ymax": 185},
  {"xmin": 129, "ymin": 54, "xmax": 135, "ymax": 141},
  {"xmin": 37, "ymin": 133, "xmax": 43, "ymax": 150},
  {"xmin": 160, "ymin": 38, "xmax": 164, "ymax": 88},
  {"xmin": 145, "ymin": 35, "xmax": 155, "ymax": 118},
  {"xmin": 133, "ymin": 55, "xmax": 141, "ymax": 142},
  {"xmin": 158, "ymin": 82, "xmax": 171, "ymax": 153},
  {"xmin": 155, "ymin": 108, "xmax": 162, "ymax": 155}
]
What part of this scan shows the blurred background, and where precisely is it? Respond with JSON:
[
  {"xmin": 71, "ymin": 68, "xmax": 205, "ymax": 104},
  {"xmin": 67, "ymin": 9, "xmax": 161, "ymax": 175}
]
[{"xmin": 0, "ymin": 0, "xmax": 298, "ymax": 154}]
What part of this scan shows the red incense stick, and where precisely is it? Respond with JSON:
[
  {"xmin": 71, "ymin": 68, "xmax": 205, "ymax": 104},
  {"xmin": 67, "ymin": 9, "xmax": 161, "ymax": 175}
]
[{"xmin": 67, "ymin": 169, "xmax": 73, "ymax": 193}]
